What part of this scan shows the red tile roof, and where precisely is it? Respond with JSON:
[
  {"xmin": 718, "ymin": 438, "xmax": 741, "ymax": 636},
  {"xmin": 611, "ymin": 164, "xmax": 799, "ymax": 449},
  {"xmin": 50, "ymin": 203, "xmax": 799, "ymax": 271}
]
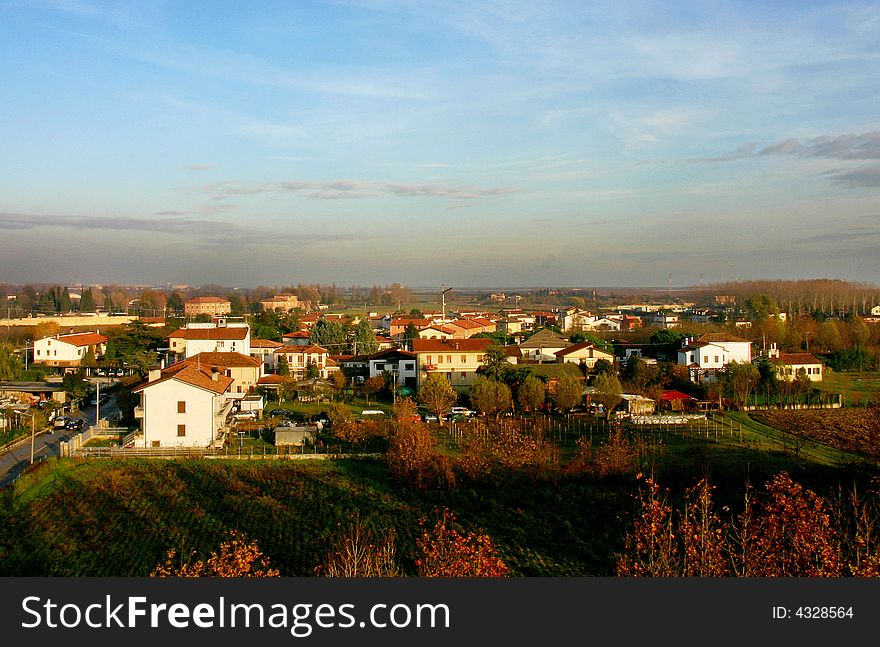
[
  {"xmin": 275, "ymin": 344, "xmax": 329, "ymax": 354},
  {"xmin": 134, "ymin": 365, "xmax": 233, "ymax": 395},
  {"xmin": 411, "ymin": 338, "xmax": 493, "ymax": 353},
  {"xmin": 182, "ymin": 352, "xmax": 261, "ymax": 368},
  {"xmin": 250, "ymin": 338, "xmax": 283, "ymax": 348},
  {"xmin": 55, "ymin": 332, "xmax": 108, "ymax": 346},
  {"xmin": 774, "ymin": 353, "xmax": 822, "ymax": 365},
  {"xmin": 185, "ymin": 296, "xmax": 230, "ymax": 304}
]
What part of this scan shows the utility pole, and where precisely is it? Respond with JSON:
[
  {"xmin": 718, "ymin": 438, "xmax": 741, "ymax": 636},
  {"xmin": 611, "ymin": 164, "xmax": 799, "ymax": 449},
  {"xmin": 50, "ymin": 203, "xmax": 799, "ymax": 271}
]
[
  {"xmin": 441, "ymin": 285, "xmax": 453, "ymax": 322},
  {"xmin": 29, "ymin": 413, "xmax": 36, "ymax": 464}
]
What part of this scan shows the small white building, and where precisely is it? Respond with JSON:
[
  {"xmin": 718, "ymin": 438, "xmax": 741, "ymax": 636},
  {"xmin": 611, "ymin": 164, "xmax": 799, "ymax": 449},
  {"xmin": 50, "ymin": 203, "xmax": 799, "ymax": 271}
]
[
  {"xmin": 770, "ymin": 351, "xmax": 824, "ymax": 382},
  {"xmin": 168, "ymin": 321, "xmax": 251, "ymax": 358},
  {"xmin": 33, "ymin": 331, "xmax": 107, "ymax": 368},
  {"xmin": 554, "ymin": 343, "xmax": 615, "ymax": 369},
  {"xmin": 132, "ymin": 365, "xmax": 234, "ymax": 448},
  {"xmin": 367, "ymin": 348, "xmax": 419, "ymax": 391},
  {"xmin": 677, "ymin": 333, "xmax": 752, "ymax": 382}
]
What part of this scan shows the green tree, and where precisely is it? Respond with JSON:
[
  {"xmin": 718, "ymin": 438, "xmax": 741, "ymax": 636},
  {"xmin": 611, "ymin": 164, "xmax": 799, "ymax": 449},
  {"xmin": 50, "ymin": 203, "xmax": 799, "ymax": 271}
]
[
  {"xmin": 306, "ymin": 362, "xmax": 320, "ymax": 380},
  {"xmin": 0, "ymin": 343, "xmax": 24, "ymax": 380},
  {"xmin": 79, "ymin": 288, "xmax": 96, "ymax": 313},
  {"xmin": 745, "ymin": 294, "xmax": 779, "ymax": 321},
  {"xmin": 59, "ymin": 287, "xmax": 72, "ymax": 313},
  {"xmin": 404, "ymin": 322, "xmax": 420, "ymax": 349},
  {"xmin": 517, "ymin": 375, "xmax": 546, "ymax": 414},
  {"xmin": 554, "ymin": 374, "xmax": 583, "ymax": 412},
  {"xmin": 723, "ymin": 360, "xmax": 760, "ymax": 409},
  {"xmin": 480, "ymin": 344, "xmax": 510, "ymax": 381},
  {"xmin": 418, "ymin": 373, "xmax": 456, "ymax": 426},
  {"xmin": 469, "ymin": 377, "xmax": 512, "ymax": 419},
  {"xmin": 649, "ymin": 329, "xmax": 687, "ymax": 346},
  {"xmin": 352, "ymin": 319, "xmax": 379, "ymax": 355},
  {"xmin": 593, "ymin": 373, "xmax": 623, "ymax": 420},
  {"xmin": 310, "ymin": 319, "xmax": 349, "ymax": 353},
  {"xmin": 593, "ymin": 358, "xmax": 614, "ymax": 375},
  {"xmin": 277, "ymin": 355, "xmax": 290, "ymax": 377},
  {"xmin": 166, "ymin": 291, "xmax": 185, "ymax": 315}
]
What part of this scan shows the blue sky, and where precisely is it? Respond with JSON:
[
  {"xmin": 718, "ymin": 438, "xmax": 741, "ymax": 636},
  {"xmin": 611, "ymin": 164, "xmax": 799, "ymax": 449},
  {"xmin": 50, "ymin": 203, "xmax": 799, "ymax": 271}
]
[{"xmin": 1, "ymin": 0, "xmax": 878, "ymax": 288}]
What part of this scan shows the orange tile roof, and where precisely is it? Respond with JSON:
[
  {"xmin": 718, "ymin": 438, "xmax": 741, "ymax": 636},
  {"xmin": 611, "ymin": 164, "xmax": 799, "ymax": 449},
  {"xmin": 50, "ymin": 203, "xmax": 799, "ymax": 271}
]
[
  {"xmin": 183, "ymin": 352, "xmax": 261, "ymax": 368},
  {"xmin": 698, "ymin": 333, "xmax": 750, "ymax": 344},
  {"xmin": 185, "ymin": 296, "xmax": 230, "ymax": 304},
  {"xmin": 250, "ymin": 338, "xmax": 283, "ymax": 348},
  {"xmin": 411, "ymin": 338, "xmax": 493, "ymax": 353},
  {"xmin": 55, "ymin": 332, "xmax": 108, "ymax": 346},
  {"xmin": 774, "ymin": 353, "xmax": 822, "ymax": 365},
  {"xmin": 134, "ymin": 365, "xmax": 233, "ymax": 395},
  {"xmin": 275, "ymin": 344, "xmax": 329, "ymax": 354}
]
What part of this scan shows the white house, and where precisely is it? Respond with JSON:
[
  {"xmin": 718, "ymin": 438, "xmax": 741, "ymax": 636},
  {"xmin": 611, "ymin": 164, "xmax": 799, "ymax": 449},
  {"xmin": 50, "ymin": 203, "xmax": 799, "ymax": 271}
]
[
  {"xmin": 33, "ymin": 331, "xmax": 107, "ymax": 368},
  {"xmin": 771, "ymin": 351, "xmax": 824, "ymax": 382},
  {"xmin": 273, "ymin": 344, "xmax": 332, "ymax": 379},
  {"xmin": 367, "ymin": 348, "xmax": 419, "ymax": 391},
  {"xmin": 677, "ymin": 333, "xmax": 752, "ymax": 382},
  {"xmin": 132, "ymin": 364, "xmax": 234, "ymax": 448},
  {"xmin": 250, "ymin": 338, "xmax": 283, "ymax": 372},
  {"xmin": 178, "ymin": 352, "xmax": 263, "ymax": 399},
  {"xmin": 168, "ymin": 321, "xmax": 250, "ymax": 358}
]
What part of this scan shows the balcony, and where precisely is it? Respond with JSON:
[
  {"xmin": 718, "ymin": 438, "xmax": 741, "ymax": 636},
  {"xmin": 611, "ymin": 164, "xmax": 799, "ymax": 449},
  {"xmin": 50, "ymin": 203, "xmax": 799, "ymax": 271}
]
[
  {"xmin": 133, "ymin": 406, "xmax": 144, "ymax": 419},
  {"xmin": 423, "ymin": 364, "xmax": 437, "ymax": 371}
]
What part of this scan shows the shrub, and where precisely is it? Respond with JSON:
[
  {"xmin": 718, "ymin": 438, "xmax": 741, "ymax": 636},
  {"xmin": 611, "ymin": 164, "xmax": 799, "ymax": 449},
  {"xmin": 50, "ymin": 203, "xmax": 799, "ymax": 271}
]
[
  {"xmin": 151, "ymin": 530, "xmax": 279, "ymax": 577},
  {"xmin": 416, "ymin": 509, "xmax": 509, "ymax": 577}
]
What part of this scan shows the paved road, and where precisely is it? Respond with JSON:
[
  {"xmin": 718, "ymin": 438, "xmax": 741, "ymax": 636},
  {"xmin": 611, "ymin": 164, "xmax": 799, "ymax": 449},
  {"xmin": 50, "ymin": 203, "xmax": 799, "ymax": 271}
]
[{"xmin": 0, "ymin": 393, "xmax": 119, "ymax": 489}]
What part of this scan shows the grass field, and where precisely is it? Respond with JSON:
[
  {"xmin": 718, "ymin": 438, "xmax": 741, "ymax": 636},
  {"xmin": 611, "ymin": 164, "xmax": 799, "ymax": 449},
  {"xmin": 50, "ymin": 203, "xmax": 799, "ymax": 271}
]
[{"xmin": 819, "ymin": 370, "xmax": 880, "ymax": 406}]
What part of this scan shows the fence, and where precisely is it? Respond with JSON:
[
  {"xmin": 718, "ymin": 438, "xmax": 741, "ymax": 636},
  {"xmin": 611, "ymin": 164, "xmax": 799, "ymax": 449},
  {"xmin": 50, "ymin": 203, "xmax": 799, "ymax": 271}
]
[{"xmin": 75, "ymin": 445, "xmax": 381, "ymax": 460}]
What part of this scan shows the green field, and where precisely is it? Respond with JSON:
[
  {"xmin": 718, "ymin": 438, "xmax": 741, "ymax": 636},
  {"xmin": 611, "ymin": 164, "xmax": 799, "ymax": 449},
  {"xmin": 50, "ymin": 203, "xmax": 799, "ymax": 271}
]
[
  {"xmin": 3, "ymin": 406, "xmax": 875, "ymax": 577},
  {"xmin": 819, "ymin": 370, "xmax": 880, "ymax": 406}
]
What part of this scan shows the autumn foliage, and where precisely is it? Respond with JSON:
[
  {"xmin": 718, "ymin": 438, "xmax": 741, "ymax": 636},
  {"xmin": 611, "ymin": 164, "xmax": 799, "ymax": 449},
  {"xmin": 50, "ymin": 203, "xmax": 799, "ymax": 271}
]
[
  {"xmin": 416, "ymin": 509, "xmax": 510, "ymax": 577},
  {"xmin": 617, "ymin": 472, "xmax": 880, "ymax": 577},
  {"xmin": 316, "ymin": 516, "xmax": 400, "ymax": 577},
  {"xmin": 151, "ymin": 530, "xmax": 279, "ymax": 577}
]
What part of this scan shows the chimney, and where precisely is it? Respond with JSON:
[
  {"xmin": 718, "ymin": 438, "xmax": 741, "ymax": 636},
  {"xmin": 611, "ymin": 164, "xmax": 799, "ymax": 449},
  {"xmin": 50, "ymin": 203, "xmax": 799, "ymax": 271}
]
[{"xmin": 148, "ymin": 367, "xmax": 161, "ymax": 382}]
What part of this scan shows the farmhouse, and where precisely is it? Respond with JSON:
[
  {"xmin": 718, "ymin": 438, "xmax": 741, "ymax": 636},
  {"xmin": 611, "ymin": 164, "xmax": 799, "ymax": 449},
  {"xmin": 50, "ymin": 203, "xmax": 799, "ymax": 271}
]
[
  {"xmin": 677, "ymin": 333, "xmax": 752, "ymax": 382},
  {"xmin": 412, "ymin": 337, "xmax": 492, "ymax": 390},
  {"xmin": 554, "ymin": 343, "xmax": 615, "ymax": 369},
  {"xmin": 33, "ymin": 331, "xmax": 107, "ymax": 368}
]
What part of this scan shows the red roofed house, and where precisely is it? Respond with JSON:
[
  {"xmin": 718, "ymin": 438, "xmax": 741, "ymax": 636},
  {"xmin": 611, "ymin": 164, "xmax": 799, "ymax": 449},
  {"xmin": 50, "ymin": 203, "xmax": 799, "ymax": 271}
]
[
  {"xmin": 33, "ymin": 331, "xmax": 107, "ymax": 368},
  {"xmin": 168, "ymin": 322, "xmax": 250, "ymax": 358},
  {"xmin": 250, "ymin": 338, "xmax": 283, "ymax": 372},
  {"xmin": 273, "ymin": 344, "xmax": 332, "ymax": 379},
  {"xmin": 132, "ymin": 363, "xmax": 234, "ymax": 448},
  {"xmin": 179, "ymin": 352, "xmax": 263, "ymax": 398},
  {"xmin": 769, "ymin": 347, "xmax": 824, "ymax": 382},
  {"xmin": 412, "ymin": 338, "xmax": 493, "ymax": 391},
  {"xmin": 184, "ymin": 296, "xmax": 231, "ymax": 317}
]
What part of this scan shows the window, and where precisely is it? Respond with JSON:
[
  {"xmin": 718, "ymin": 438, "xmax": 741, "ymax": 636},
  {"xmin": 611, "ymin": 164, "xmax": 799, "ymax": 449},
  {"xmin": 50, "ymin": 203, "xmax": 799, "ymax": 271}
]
[
  {"xmin": 376, "ymin": 363, "xmax": 385, "ymax": 372},
  {"xmin": 426, "ymin": 356, "xmax": 432, "ymax": 365},
  {"xmin": 447, "ymin": 355, "xmax": 452, "ymax": 364},
  {"xmin": 177, "ymin": 424, "xmax": 186, "ymax": 437},
  {"xmin": 403, "ymin": 362, "xmax": 413, "ymax": 371},
  {"xmin": 437, "ymin": 356, "xmax": 443, "ymax": 364},
  {"xmin": 177, "ymin": 401, "xmax": 186, "ymax": 414},
  {"xmin": 714, "ymin": 356, "xmax": 719, "ymax": 363},
  {"xmin": 152, "ymin": 441, "xmax": 160, "ymax": 448},
  {"xmin": 460, "ymin": 372, "xmax": 466, "ymax": 381},
  {"xmin": 461, "ymin": 355, "xmax": 467, "ymax": 363}
]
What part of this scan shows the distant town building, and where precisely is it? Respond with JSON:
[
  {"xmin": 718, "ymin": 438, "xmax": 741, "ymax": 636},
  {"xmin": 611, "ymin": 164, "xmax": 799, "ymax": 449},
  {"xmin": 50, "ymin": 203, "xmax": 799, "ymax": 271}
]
[
  {"xmin": 184, "ymin": 296, "xmax": 231, "ymax": 317},
  {"xmin": 260, "ymin": 293, "xmax": 308, "ymax": 312},
  {"xmin": 33, "ymin": 331, "xmax": 107, "ymax": 368}
]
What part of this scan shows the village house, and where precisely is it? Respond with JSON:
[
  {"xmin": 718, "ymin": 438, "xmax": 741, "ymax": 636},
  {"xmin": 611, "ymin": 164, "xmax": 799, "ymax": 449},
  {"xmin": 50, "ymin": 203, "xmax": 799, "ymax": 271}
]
[
  {"xmin": 168, "ymin": 321, "xmax": 250, "ymax": 358},
  {"xmin": 33, "ymin": 331, "xmax": 107, "ymax": 368},
  {"xmin": 554, "ymin": 343, "xmax": 615, "ymax": 369},
  {"xmin": 517, "ymin": 328, "xmax": 569, "ymax": 363},
  {"xmin": 249, "ymin": 338, "xmax": 283, "ymax": 372},
  {"xmin": 769, "ymin": 348, "xmax": 824, "ymax": 382},
  {"xmin": 412, "ymin": 337, "xmax": 493, "ymax": 391},
  {"xmin": 184, "ymin": 296, "xmax": 231, "ymax": 317},
  {"xmin": 178, "ymin": 352, "xmax": 263, "ymax": 399},
  {"xmin": 132, "ymin": 364, "xmax": 234, "ymax": 448},
  {"xmin": 677, "ymin": 333, "xmax": 752, "ymax": 382},
  {"xmin": 367, "ymin": 348, "xmax": 419, "ymax": 390},
  {"xmin": 418, "ymin": 324, "xmax": 456, "ymax": 340},
  {"xmin": 260, "ymin": 293, "xmax": 306, "ymax": 312},
  {"xmin": 273, "ymin": 344, "xmax": 333, "ymax": 379}
]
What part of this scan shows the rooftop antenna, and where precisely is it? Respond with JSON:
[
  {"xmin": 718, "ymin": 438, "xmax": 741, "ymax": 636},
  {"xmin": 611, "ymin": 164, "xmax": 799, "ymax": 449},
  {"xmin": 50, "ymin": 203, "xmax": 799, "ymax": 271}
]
[{"xmin": 441, "ymin": 284, "xmax": 453, "ymax": 322}]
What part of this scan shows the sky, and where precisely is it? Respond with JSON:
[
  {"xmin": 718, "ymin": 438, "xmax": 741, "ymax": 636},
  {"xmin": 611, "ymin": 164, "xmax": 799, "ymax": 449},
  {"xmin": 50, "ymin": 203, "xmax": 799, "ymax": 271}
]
[{"xmin": 0, "ymin": 0, "xmax": 878, "ymax": 289}]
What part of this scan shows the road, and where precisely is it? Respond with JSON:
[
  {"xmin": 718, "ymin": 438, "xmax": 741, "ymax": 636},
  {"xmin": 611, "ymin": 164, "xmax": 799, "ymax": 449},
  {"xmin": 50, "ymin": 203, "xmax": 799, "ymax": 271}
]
[{"xmin": 0, "ymin": 393, "xmax": 119, "ymax": 489}]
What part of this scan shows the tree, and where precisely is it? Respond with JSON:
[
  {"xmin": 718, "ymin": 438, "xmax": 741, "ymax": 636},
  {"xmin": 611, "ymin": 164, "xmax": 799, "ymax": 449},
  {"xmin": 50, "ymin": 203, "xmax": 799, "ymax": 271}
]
[
  {"xmin": 723, "ymin": 360, "xmax": 760, "ymax": 409},
  {"xmin": 418, "ymin": 373, "xmax": 456, "ymax": 426},
  {"xmin": 352, "ymin": 319, "xmax": 379, "ymax": 355},
  {"xmin": 310, "ymin": 319, "xmax": 349, "ymax": 353},
  {"xmin": 166, "ymin": 291, "xmax": 185, "ymax": 315},
  {"xmin": 593, "ymin": 373, "xmax": 623, "ymax": 419},
  {"xmin": 79, "ymin": 288, "xmax": 96, "ymax": 313},
  {"xmin": 554, "ymin": 374, "xmax": 583, "ymax": 412},
  {"xmin": 480, "ymin": 344, "xmax": 510, "ymax": 381},
  {"xmin": 745, "ymin": 293, "xmax": 779, "ymax": 321},
  {"xmin": 0, "ymin": 343, "xmax": 24, "ymax": 381},
  {"xmin": 416, "ymin": 509, "xmax": 509, "ymax": 577},
  {"xmin": 649, "ymin": 329, "xmax": 687, "ymax": 346},
  {"xmin": 277, "ymin": 355, "xmax": 290, "ymax": 377},
  {"xmin": 593, "ymin": 358, "xmax": 614, "ymax": 375},
  {"xmin": 306, "ymin": 362, "xmax": 320, "ymax": 380},
  {"xmin": 362, "ymin": 374, "xmax": 385, "ymax": 404},
  {"xmin": 469, "ymin": 377, "xmax": 512, "ymax": 419},
  {"xmin": 403, "ymin": 322, "xmax": 420, "ymax": 349},
  {"xmin": 517, "ymin": 375, "xmax": 546, "ymax": 414}
]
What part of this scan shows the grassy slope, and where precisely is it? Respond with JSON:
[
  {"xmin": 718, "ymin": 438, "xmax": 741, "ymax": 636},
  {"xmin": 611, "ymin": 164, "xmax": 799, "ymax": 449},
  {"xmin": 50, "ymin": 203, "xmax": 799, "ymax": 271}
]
[{"xmin": 0, "ymin": 458, "xmax": 635, "ymax": 577}]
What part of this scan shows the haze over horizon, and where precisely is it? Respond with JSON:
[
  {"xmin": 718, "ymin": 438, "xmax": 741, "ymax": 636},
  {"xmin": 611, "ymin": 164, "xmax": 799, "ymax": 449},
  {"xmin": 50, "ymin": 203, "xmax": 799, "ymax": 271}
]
[{"xmin": 1, "ymin": 1, "xmax": 878, "ymax": 288}]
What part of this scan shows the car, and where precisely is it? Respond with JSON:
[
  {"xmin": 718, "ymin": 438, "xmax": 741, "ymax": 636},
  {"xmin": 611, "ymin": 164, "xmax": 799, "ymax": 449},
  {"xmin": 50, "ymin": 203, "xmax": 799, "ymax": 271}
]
[
  {"xmin": 422, "ymin": 413, "xmax": 439, "ymax": 423},
  {"xmin": 450, "ymin": 406, "xmax": 475, "ymax": 417},
  {"xmin": 53, "ymin": 416, "xmax": 70, "ymax": 429},
  {"xmin": 267, "ymin": 408, "xmax": 292, "ymax": 418},
  {"xmin": 360, "ymin": 409, "xmax": 385, "ymax": 418},
  {"xmin": 64, "ymin": 418, "xmax": 86, "ymax": 431},
  {"xmin": 231, "ymin": 410, "xmax": 257, "ymax": 421}
]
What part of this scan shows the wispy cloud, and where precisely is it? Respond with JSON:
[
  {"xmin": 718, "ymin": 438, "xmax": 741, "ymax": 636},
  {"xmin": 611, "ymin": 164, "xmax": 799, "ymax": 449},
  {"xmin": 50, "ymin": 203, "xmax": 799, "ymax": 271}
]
[
  {"xmin": 0, "ymin": 212, "xmax": 244, "ymax": 236},
  {"xmin": 187, "ymin": 163, "xmax": 213, "ymax": 171},
  {"xmin": 202, "ymin": 179, "xmax": 519, "ymax": 201},
  {"xmin": 761, "ymin": 132, "xmax": 880, "ymax": 159},
  {"xmin": 824, "ymin": 165, "xmax": 880, "ymax": 187}
]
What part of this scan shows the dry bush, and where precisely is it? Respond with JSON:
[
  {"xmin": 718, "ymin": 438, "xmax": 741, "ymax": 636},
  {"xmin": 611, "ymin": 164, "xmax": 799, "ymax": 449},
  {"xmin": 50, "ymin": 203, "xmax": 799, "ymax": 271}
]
[
  {"xmin": 457, "ymin": 418, "xmax": 559, "ymax": 480},
  {"xmin": 616, "ymin": 476, "xmax": 678, "ymax": 576},
  {"xmin": 416, "ymin": 509, "xmax": 509, "ymax": 577},
  {"xmin": 151, "ymin": 530, "xmax": 279, "ymax": 577},
  {"xmin": 387, "ymin": 419, "xmax": 455, "ymax": 489},
  {"xmin": 333, "ymin": 419, "xmax": 389, "ymax": 444},
  {"xmin": 566, "ymin": 431, "xmax": 645, "ymax": 478},
  {"xmin": 316, "ymin": 516, "xmax": 400, "ymax": 577}
]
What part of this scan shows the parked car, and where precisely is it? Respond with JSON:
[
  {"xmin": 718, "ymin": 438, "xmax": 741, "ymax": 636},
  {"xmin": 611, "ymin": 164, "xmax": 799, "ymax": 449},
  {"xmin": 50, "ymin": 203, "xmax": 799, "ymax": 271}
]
[
  {"xmin": 422, "ymin": 413, "xmax": 439, "ymax": 423},
  {"xmin": 53, "ymin": 416, "xmax": 70, "ymax": 429},
  {"xmin": 64, "ymin": 418, "xmax": 86, "ymax": 431},
  {"xmin": 360, "ymin": 409, "xmax": 385, "ymax": 418},
  {"xmin": 267, "ymin": 408, "xmax": 292, "ymax": 418},
  {"xmin": 450, "ymin": 406, "xmax": 475, "ymax": 417},
  {"xmin": 231, "ymin": 410, "xmax": 257, "ymax": 421}
]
